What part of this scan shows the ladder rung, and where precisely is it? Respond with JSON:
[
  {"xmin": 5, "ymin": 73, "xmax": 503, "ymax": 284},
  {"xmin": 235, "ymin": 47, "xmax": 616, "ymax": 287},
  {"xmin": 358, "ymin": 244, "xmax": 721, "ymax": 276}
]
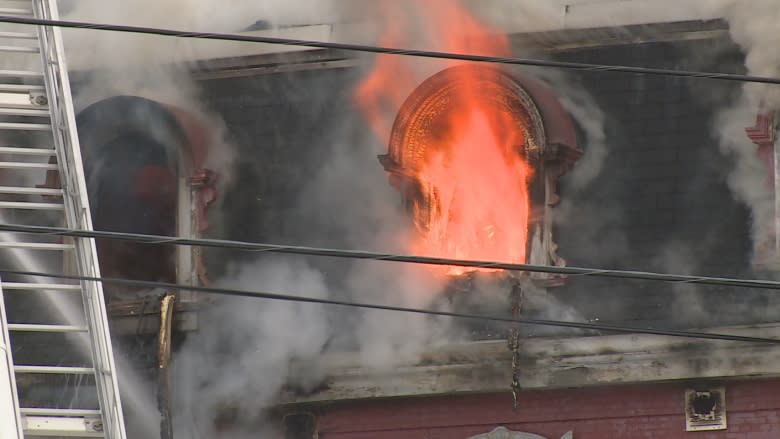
[
  {"xmin": 0, "ymin": 31, "xmax": 38, "ymax": 40},
  {"xmin": 0, "ymin": 242, "xmax": 72, "ymax": 250},
  {"xmin": 0, "ymin": 6, "xmax": 122, "ymax": 437},
  {"xmin": 3, "ymin": 282, "xmax": 81, "ymax": 290},
  {"xmin": 0, "ymin": 107, "xmax": 49, "ymax": 116},
  {"xmin": 0, "ymin": 69, "xmax": 43, "ymax": 79},
  {"xmin": 0, "ymin": 146, "xmax": 55, "ymax": 155},
  {"xmin": 0, "ymin": 161, "xmax": 58, "ymax": 170},
  {"xmin": 21, "ymin": 408, "xmax": 101, "ymax": 417},
  {"xmin": 0, "ymin": 201, "xmax": 64, "ymax": 211},
  {"xmin": 0, "ymin": 83, "xmax": 45, "ymax": 93},
  {"xmin": 0, "ymin": 92, "xmax": 48, "ymax": 109},
  {"xmin": 22, "ymin": 414, "xmax": 105, "ymax": 437},
  {"xmin": 0, "ymin": 7, "xmax": 33, "ymax": 16},
  {"xmin": 8, "ymin": 323, "xmax": 88, "ymax": 332},
  {"xmin": 0, "ymin": 201, "xmax": 64, "ymax": 210},
  {"xmin": 0, "ymin": 121, "xmax": 51, "ymax": 131},
  {"xmin": 14, "ymin": 365, "xmax": 95, "ymax": 374},
  {"xmin": 0, "ymin": 45, "xmax": 38, "ymax": 53},
  {"xmin": 0, "ymin": 186, "xmax": 61, "ymax": 196}
]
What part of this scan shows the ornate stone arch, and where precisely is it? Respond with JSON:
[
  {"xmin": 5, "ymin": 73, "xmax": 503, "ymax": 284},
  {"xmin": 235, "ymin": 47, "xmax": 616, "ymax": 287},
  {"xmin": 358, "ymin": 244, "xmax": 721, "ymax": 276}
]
[
  {"xmin": 745, "ymin": 108, "xmax": 779, "ymax": 269},
  {"xmin": 467, "ymin": 426, "xmax": 573, "ymax": 439},
  {"xmin": 380, "ymin": 65, "xmax": 582, "ymax": 285}
]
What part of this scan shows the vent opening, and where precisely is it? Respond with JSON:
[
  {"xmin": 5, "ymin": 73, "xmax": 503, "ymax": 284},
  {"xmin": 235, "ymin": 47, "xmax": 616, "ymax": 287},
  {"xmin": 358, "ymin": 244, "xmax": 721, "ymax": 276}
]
[{"xmin": 685, "ymin": 388, "xmax": 727, "ymax": 432}]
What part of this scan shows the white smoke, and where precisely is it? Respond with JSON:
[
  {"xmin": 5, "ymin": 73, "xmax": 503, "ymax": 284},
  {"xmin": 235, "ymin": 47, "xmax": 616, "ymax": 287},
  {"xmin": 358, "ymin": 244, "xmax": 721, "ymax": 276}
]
[
  {"xmin": 654, "ymin": 242, "xmax": 711, "ymax": 327},
  {"xmin": 346, "ymin": 261, "xmax": 452, "ymax": 370},
  {"xmin": 62, "ymin": 0, "xmax": 336, "ymax": 30},
  {"xmin": 468, "ymin": 0, "xmax": 563, "ymax": 33},
  {"xmin": 526, "ymin": 67, "xmax": 608, "ymax": 189},
  {"xmin": 61, "ymin": 0, "xmax": 339, "ymax": 68},
  {"xmin": 706, "ymin": 0, "xmax": 780, "ymax": 264},
  {"xmin": 724, "ymin": 1, "xmax": 780, "ymax": 81},
  {"xmin": 172, "ymin": 258, "xmax": 331, "ymax": 438}
]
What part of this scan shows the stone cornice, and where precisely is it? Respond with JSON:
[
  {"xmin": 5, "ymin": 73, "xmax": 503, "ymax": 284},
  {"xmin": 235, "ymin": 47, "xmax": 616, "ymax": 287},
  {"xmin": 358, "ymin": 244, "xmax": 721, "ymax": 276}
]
[{"xmin": 279, "ymin": 323, "xmax": 780, "ymax": 405}]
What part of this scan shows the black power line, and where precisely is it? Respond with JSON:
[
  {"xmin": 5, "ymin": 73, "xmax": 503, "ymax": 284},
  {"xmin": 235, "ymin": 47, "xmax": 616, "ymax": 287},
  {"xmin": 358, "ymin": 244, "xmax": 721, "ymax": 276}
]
[
  {"xmin": 0, "ymin": 15, "xmax": 778, "ymax": 85},
  {"xmin": 1, "ymin": 267, "xmax": 778, "ymax": 344},
  {"xmin": 1, "ymin": 223, "xmax": 780, "ymax": 291}
]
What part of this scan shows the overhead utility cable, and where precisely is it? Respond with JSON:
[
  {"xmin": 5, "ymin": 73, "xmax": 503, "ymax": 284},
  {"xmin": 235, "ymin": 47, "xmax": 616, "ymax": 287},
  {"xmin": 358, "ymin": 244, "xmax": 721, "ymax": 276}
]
[
  {"xmin": 1, "ymin": 267, "xmax": 778, "ymax": 345},
  {"xmin": 0, "ymin": 15, "xmax": 778, "ymax": 85},
  {"xmin": 2, "ymin": 223, "xmax": 780, "ymax": 291}
]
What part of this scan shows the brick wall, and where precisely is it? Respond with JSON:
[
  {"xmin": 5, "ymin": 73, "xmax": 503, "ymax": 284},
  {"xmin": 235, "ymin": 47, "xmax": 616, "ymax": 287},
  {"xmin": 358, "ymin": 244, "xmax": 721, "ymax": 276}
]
[
  {"xmin": 201, "ymin": 67, "xmax": 362, "ymax": 245},
  {"xmin": 552, "ymin": 39, "xmax": 750, "ymax": 273},
  {"xmin": 199, "ymin": 67, "xmax": 366, "ymax": 277},
  {"xmin": 313, "ymin": 379, "xmax": 780, "ymax": 439},
  {"xmin": 547, "ymin": 39, "xmax": 762, "ymax": 329}
]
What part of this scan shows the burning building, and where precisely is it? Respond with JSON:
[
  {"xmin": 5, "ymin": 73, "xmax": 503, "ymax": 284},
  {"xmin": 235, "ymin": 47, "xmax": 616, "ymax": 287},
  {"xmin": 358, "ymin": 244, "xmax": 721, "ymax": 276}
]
[
  {"xmin": 182, "ymin": 2, "xmax": 780, "ymax": 438},
  {"xmin": 167, "ymin": 1, "xmax": 780, "ymax": 435},
  {"xmin": 4, "ymin": 0, "xmax": 780, "ymax": 438}
]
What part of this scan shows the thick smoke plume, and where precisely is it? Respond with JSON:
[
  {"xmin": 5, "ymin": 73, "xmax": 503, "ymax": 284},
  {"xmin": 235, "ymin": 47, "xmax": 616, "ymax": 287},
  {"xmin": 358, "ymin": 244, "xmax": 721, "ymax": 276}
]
[
  {"xmin": 173, "ymin": 259, "xmax": 331, "ymax": 437},
  {"xmin": 708, "ymin": 0, "xmax": 780, "ymax": 266}
]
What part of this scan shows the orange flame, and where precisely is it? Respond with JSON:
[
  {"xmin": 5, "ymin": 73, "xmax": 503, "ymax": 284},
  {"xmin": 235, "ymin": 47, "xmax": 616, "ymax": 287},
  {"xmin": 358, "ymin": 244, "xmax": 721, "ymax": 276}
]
[{"xmin": 355, "ymin": 0, "xmax": 532, "ymax": 275}]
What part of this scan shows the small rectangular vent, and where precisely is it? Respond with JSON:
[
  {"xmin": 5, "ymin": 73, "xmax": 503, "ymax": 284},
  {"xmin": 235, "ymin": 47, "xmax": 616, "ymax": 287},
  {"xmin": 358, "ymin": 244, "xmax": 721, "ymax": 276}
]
[{"xmin": 685, "ymin": 388, "xmax": 727, "ymax": 432}]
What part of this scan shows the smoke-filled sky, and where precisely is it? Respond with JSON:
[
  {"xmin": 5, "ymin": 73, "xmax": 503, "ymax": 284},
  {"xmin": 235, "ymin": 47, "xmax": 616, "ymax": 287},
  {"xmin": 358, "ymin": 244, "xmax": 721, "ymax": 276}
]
[{"xmin": 51, "ymin": 0, "xmax": 780, "ymax": 437}]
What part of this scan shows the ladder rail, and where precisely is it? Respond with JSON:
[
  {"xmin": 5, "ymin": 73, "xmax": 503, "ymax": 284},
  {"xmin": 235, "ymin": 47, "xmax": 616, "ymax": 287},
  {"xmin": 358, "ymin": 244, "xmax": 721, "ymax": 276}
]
[
  {"xmin": 0, "ymin": 280, "xmax": 25, "ymax": 439},
  {"xmin": 33, "ymin": 1, "xmax": 127, "ymax": 438}
]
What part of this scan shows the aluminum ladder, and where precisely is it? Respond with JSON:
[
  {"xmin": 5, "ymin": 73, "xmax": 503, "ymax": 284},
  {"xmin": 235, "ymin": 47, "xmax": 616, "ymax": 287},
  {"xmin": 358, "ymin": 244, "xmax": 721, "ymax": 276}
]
[{"xmin": 0, "ymin": 0, "xmax": 127, "ymax": 437}]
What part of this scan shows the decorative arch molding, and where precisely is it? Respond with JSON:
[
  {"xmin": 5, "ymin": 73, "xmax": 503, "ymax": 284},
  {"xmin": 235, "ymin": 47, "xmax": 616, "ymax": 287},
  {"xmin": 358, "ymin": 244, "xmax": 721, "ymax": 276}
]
[
  {"xmin": 745, "ymin": 108, "xmax": 779, "ymax": 269},
  {"xmin": 380, "ymin": 65, "xmax": 582, "ymax": 285},
  {"xmin": 745, "ymin": 109, "xmax": 776, "ymax": 182},
  {"xmin": 40, "ymin": 95, "xmax": 219, "ymax": 288},
  {"xmin": 468, "ymin": 426, "xmax": 573, "ymax": 439}
]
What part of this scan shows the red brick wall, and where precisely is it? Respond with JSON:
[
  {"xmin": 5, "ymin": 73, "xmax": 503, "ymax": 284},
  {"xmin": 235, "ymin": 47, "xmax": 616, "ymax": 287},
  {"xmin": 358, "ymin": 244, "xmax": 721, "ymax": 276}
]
[{"xmin": 315, "ymin": 380, "xmax": 780, "ymax": 439}]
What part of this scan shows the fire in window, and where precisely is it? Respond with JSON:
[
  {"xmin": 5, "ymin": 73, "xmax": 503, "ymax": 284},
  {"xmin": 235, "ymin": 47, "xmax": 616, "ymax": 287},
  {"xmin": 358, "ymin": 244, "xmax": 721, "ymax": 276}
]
[{"xmin": 379, "ymin": 64, "xmax": 582, "ymax": 284}]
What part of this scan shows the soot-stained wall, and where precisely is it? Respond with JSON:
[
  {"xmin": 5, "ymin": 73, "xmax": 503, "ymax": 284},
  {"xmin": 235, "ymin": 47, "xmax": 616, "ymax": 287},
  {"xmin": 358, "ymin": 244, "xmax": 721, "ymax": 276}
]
[
  {"xmin": 201, "ymin": 67, "xmax": 365, "ymax": 246},
  {"xmin": 550, "ymin": 38, "xmax": 765, "ymax": 329},
  {"xmin": 198, "ymin": 37, "xmax": 771, "ymax": 331}
]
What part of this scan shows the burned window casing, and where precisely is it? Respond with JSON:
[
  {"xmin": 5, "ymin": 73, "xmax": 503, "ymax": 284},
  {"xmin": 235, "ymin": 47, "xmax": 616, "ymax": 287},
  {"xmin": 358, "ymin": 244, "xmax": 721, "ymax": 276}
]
[
  {"xmin": 381, "ymin": 64, "xmax": 581, "ymax": 285},
  {"xmin": 685, "ymin": 388, "xmax": 727, "ymax": 432}
]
